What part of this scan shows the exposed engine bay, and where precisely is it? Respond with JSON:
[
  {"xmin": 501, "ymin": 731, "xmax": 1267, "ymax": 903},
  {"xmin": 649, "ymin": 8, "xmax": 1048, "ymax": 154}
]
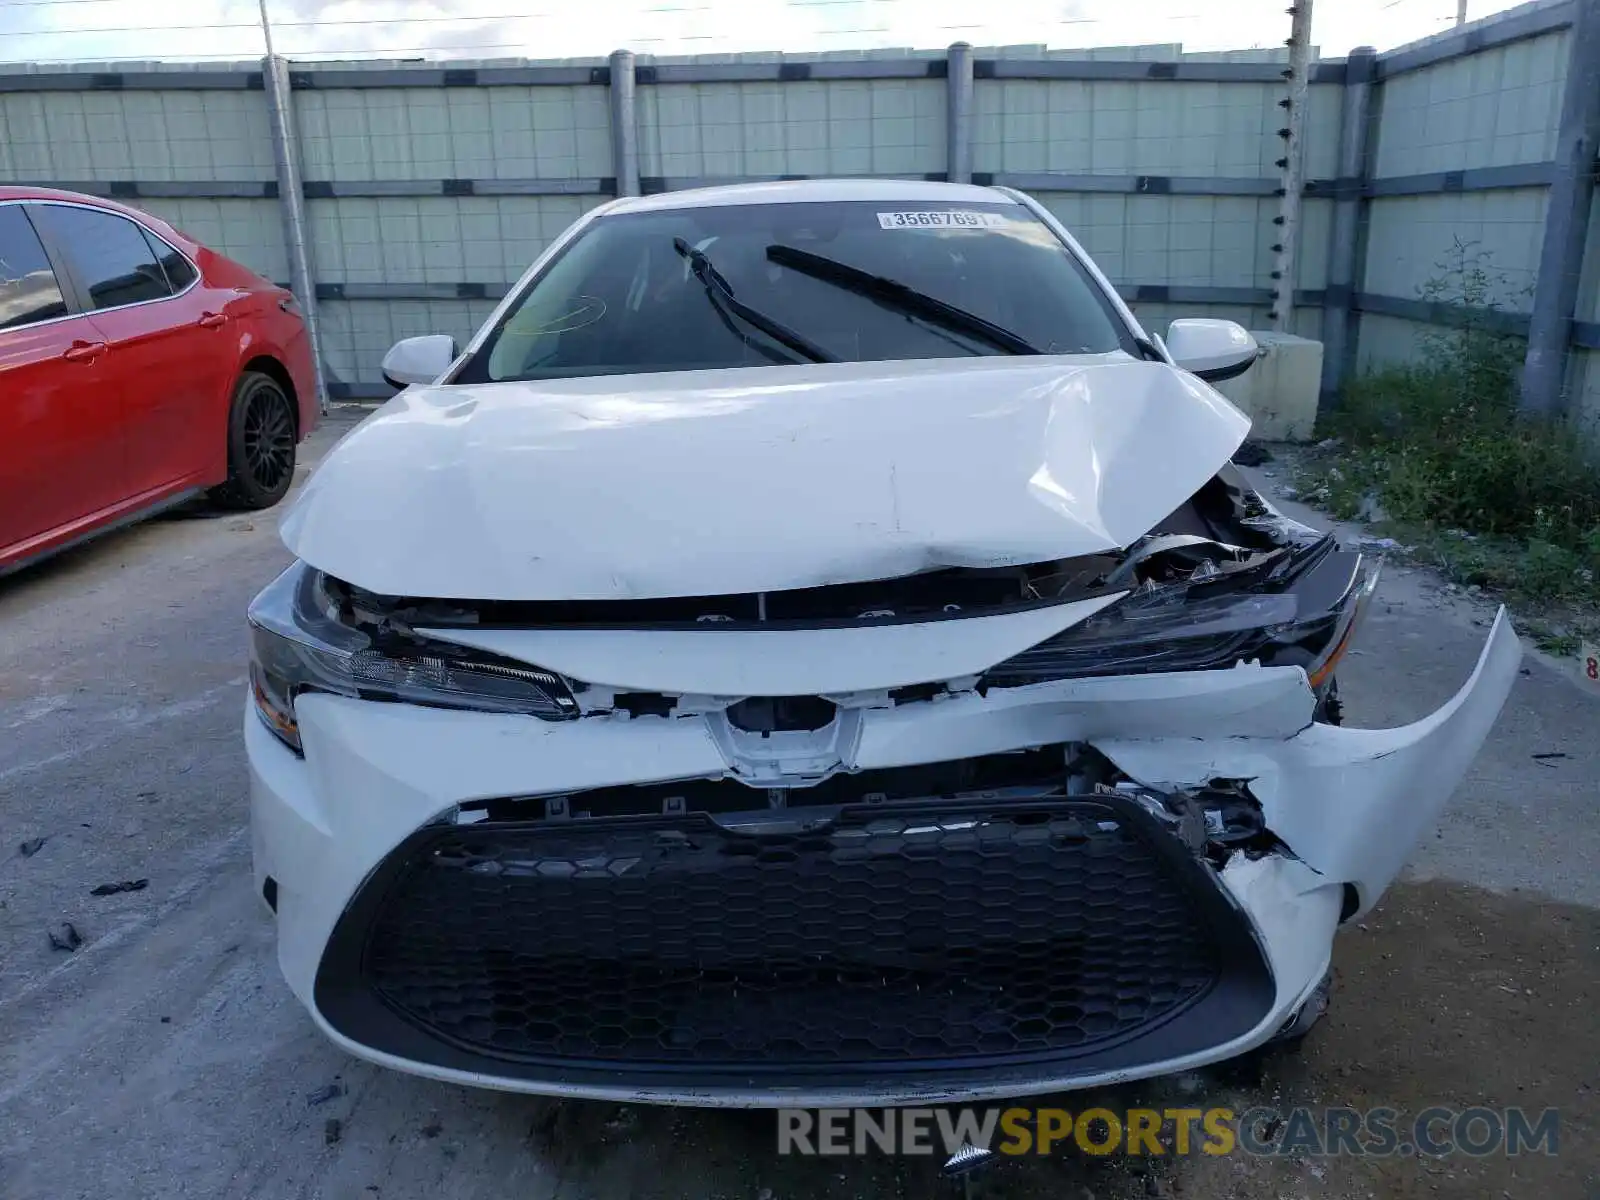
[{"xmin": 288, "ymin": 466, "xmax": 1371, "ymax": 732}]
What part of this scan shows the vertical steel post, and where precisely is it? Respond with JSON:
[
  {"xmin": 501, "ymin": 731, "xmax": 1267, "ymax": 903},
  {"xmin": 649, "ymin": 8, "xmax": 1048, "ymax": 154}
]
[
  {"xmin": 946, "ymin": 42, "xmax": 974, "ymax": 185},
  {"xmin": 1269, "ymin": 0, "xmax": 1314, "ymax": 334},
  {"xmin": 1320, "ymin": 46, "xmax": 1376, "ymax": 404},
  {"xmin": 1520, "ymin": 0, "xmax": 1600, "ymax": 417},
  {"xmin": 258, "ymin": 0, "xmax": 277, "ymax": 57},
  {"xmin": 262, "ymin": 54, "xmax": 327, "ymax": 413},
  {"xmin": 609, "ymin": 49, "xmax": 640, "ymax": 198}
]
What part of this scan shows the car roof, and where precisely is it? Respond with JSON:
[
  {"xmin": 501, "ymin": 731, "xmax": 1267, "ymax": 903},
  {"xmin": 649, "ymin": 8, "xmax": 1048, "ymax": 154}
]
[
  {"xmin": 603, "ymin": 178, "xmax": 1018, "ymax": 216},
  {"xmin": 0, "ymin": 185, "xmax": 164, "ymax": 226}
]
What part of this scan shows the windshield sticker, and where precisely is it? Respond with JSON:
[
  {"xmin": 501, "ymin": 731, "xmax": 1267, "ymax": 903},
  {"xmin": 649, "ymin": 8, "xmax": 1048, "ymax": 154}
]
[{"xmin": 876, "ymin": 210, "xmax": 1008, "ymax": 230}]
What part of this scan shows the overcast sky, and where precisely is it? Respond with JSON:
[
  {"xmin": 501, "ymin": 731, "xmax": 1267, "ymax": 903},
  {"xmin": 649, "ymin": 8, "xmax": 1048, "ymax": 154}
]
[{"xmin": 0, "ymin": 0, "xmax": 1525, "ymax": 65}]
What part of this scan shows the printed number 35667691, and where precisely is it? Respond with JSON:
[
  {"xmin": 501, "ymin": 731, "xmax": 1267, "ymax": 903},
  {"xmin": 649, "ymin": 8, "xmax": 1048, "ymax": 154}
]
[{"xmin": 875, "ymin": 211, "xmax": 1007, "ymax": 229}]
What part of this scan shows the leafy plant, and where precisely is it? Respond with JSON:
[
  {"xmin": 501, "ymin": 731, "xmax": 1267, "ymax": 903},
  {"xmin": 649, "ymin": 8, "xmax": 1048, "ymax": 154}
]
[{"xmin": 1304, "ymin": 240, "xmax": 1600, "ymax": 608}]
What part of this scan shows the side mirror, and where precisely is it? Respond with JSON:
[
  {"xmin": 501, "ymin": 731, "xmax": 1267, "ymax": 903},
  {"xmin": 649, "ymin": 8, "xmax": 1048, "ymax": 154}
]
[
  {"xmin": 1165, "ymin": 319, "xmax": 1259, "ymax": 384},
  {"xmin": 381, "ymin": 334, "xmax": 458, "ymax": 389}
]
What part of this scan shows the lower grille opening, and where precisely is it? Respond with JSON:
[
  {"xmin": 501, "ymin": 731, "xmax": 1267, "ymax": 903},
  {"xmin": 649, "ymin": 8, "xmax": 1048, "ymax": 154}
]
[
  {"xmin": 463, "ymin": 745, "xmax": 1074, "ymax": 822},
  {"xmin": 315, "ymin": 773, "xmax": 1274, "ymax": 1090}
]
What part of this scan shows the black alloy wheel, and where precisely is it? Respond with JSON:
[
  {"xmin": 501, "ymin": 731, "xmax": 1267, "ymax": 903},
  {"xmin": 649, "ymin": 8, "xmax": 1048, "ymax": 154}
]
[{"xmin": 211, "ymin": 371, "xmax": 298, "ymax": 510}]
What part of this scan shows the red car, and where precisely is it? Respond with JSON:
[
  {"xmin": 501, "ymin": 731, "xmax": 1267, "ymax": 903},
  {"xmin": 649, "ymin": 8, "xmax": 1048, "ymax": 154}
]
[{"xmin": 0, "ymin": 186, "xmax": 317, "ymax": 574}]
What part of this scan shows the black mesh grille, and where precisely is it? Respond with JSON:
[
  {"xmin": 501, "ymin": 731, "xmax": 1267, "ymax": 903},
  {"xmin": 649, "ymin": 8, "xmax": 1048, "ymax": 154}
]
[{"xmin": 317, "ymin": 794, "xmax": 1274, "ymax": 1087}]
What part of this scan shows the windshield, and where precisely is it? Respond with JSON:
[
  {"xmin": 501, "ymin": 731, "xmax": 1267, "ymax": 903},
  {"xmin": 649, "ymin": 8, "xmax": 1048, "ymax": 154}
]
[{"xmin": 453, "ymin": 200, "xmax": 1135, "ymax": 383}]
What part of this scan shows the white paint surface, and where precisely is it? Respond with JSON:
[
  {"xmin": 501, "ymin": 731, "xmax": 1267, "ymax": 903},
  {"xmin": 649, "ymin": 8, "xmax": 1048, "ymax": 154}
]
[
  {"xmin": 280, "ymin": 355, "xmax": 1250, "ymax": 599},
  {"xmin": 421, "ymin": 593, "xmax": 1124, "ymax": 695}
]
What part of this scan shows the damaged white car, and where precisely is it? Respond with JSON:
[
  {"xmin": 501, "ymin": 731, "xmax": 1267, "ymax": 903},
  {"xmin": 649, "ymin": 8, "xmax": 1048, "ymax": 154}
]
[{"xmin": 246, "ymin": 180, "xmax": 1520, "ymax": 1106}]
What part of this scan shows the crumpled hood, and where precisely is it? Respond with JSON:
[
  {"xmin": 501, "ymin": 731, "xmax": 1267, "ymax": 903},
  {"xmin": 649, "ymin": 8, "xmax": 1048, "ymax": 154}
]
[{"xmin": 280, "ymin": 355, "xmax": 1250, "ymax": 600}]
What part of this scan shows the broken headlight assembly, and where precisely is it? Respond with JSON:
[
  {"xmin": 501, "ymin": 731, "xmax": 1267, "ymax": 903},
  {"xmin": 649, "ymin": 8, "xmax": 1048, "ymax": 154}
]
[
  {"xmin": 985, "ymin": 537, "xmax": 1378, "ymax": 688},
  {"xmin": 247, "ymin": 563, "xmax": 577, "ymax": 755}
]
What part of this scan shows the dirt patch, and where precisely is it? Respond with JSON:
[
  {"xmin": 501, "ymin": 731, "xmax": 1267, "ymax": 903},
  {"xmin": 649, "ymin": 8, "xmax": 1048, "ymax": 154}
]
[{"xmin": 521, "ymin": 880, "xmax": 1597, "ymax": 1199}]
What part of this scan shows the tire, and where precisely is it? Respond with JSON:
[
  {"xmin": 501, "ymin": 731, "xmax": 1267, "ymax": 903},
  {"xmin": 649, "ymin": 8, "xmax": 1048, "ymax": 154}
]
[{"xmin": 210, "ymin": 372, "xmax": 297, "ymax": 510}]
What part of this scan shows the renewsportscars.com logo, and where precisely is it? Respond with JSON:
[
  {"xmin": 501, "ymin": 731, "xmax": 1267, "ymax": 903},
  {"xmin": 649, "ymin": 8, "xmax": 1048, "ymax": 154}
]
[{"xmin": 777, "ymin": 1106, "xmax": 1561, "ymax": 1159}]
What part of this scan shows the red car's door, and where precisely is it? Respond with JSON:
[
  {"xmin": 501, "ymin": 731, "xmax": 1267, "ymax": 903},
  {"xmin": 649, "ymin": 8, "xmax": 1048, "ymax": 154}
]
[
  {"xmin": 0, "ymin": 203, "xmax": 126, "ymax": 563},
  {"xmin": 28, "ymin": 203, "xmax": 236, "ymax": 500}
]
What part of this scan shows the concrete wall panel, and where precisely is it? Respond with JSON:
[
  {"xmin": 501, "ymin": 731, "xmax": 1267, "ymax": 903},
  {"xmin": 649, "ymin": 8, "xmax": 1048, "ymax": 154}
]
[
  {"xmin": 637, "ymin": 79, "xmax": 945, "ymax": 178},
  {"xmin": 1355, "ymin": 312, "xmax": 1434, "ymax": 371},
  {"xmin": 1362, "ymin": 188, "xmax": 1549, "ymax": 308},
  {"xmin": 307, "ymin": 195, "xmax": 604, "ymax": 285},
  {"xmin": 0, "ymin": 90, "xmax": 273, "ymax": 182},
  {"xmin": 1039, "ymin": 194, "xmax": 1331, "ymax": 290},
  {"xmin": 1372, "ymin": 29, "xmax": 1567, "ymax": 176},
  {"xmin": 136, "ymin": 198, "xmax": 288, "ymax": 283},
  {"xmin": 1, "ymin": 11, "xmax": 1583, "ymax": 398},
  {"xmin": 296, "ymin": 87, "xmax": 610, "ymax": 181},
  {"xmin": 1570, "ymin": 348, "xmax": 1600, "ymax": 430},
  {"xmin": 318, "ymin": 298, "xmax": 500, "ymax": 385}
]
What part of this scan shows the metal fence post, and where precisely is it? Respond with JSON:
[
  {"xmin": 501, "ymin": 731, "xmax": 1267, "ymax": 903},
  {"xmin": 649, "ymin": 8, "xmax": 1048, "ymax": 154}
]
[
  {"xmin": 262, "ymin": 54, "xmax": 327, "ymax": 413},
  {"xmin": 1520, "ymin": 0, "xmax": 1600, "ymax": 417},
  {"xmin": 609, "ymin": 49, "xmax": 640, "ymax": 198},
  {"xmin": 1269, "ymin": 0, "xmax": 1314, "ymax": 334},
  {"xmin": 1320, "ymin": 46, "xmax": 1376, "ymax": 404},
  {"xmin": 946, "ymin": 42, "xmax": 974, "ymax": 185}
]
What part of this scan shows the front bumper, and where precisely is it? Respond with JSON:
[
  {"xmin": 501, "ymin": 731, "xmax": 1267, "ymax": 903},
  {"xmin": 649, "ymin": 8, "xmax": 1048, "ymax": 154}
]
[{"xmin": 248, "ymin": 608, "xmax": 1520, "ymax": 1106}]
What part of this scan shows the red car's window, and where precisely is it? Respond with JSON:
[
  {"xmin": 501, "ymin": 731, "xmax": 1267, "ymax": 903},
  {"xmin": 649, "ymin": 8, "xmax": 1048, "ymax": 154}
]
[
  {"xmin": 141, "ymin": 227, "xmax": 197, "ymax": 291},
  {"xmin": 0, "ymin": 206, "xmax": 68, "ymax": 331},
  {"xmin": 29, "ymin": 204, "xmax": 173, "ymax": 312}
]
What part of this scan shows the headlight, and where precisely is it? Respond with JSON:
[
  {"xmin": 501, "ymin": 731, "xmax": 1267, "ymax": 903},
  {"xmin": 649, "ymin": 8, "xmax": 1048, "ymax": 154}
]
[
  {"xmin": 247, "ymin": 564, "xmax": 577, "ymax": 754},
  {"xmin": 984, "ymin": 543, "xmax": 1376, "ymax": 686}
]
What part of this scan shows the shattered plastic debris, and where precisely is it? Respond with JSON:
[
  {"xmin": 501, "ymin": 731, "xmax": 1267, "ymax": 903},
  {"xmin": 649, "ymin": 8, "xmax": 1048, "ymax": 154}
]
[
  {"xmin": 48, "ymin": 922, "xmax": 83, "ymax": 952},
  {"xmin": 1241, "ymin": 512, "xmax": 1323, "ymax": 543},
  {"xmin": 1356, "ymin": 493, "xmax": 1389, "ymax": 523},
  {"xmin": 18, "ymin": 837, "xmax": 47, "ymax": 858},
  {"xmin": 306, "ymin": 1083, "xmax": 345, "ymax": 1106},
  {"xmin": 89, "ymin": 879, "xmax": 149, "ymax": 896},
  {"xmin": 1353, "ymin": 535, "xmax": 1408, "ymax": 552}
]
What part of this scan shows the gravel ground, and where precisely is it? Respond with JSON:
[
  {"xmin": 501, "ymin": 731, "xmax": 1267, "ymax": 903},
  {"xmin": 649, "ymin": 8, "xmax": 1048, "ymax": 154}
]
[{"xmin": 0, "ymin": 413, "xmax": 1594, "ymax": 1198}]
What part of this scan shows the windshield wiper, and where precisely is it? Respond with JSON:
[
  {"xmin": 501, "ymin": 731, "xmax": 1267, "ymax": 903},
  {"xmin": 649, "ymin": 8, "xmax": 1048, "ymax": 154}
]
[
  {"xmin": 765, "ymin": 243, "xmax": 1041, "ymax": 355},
  {"xmin": 672, "ymin": 238, "xmax": 834, "ymax": 364}
]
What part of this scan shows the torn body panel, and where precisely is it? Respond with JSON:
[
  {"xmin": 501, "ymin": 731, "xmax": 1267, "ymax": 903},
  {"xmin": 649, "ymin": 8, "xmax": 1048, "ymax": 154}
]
[{"xmin": 1098, "ymin": 606, "xmax": 1522, "ymax": 912}]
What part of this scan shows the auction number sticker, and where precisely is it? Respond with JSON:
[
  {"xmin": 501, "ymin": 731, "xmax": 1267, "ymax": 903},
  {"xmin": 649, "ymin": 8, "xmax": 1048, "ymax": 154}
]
[
  {"xmin": 877, "ymin": 210, "xmax": 1008, "ymax": 229},
  {"xmin": 1582, "ymin": 641, "xmax": 1600, "ymax": 691}
]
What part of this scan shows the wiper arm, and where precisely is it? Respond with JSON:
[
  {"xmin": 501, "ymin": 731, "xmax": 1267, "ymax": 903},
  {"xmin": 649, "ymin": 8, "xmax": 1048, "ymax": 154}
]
[
  {"xmin": 765, "ymin": 243, "xmax": 1041, "ymax": 355},
  {"xmin": 672, "ymin": 238, "xmax": 834, "ymax": 364}
]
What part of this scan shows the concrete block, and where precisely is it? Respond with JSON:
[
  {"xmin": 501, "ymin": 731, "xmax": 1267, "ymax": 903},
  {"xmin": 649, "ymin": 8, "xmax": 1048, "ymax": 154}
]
[{"xmin": 1212, "ymin": 332, "xmax": 1323, "ymax": 442}]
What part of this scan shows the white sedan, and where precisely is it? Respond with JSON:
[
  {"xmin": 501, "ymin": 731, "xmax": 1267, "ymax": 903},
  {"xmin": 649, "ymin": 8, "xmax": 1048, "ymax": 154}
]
[{"xmin": 245, "ymin": 179, "xmax": 1519, "ymax": 1106}]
